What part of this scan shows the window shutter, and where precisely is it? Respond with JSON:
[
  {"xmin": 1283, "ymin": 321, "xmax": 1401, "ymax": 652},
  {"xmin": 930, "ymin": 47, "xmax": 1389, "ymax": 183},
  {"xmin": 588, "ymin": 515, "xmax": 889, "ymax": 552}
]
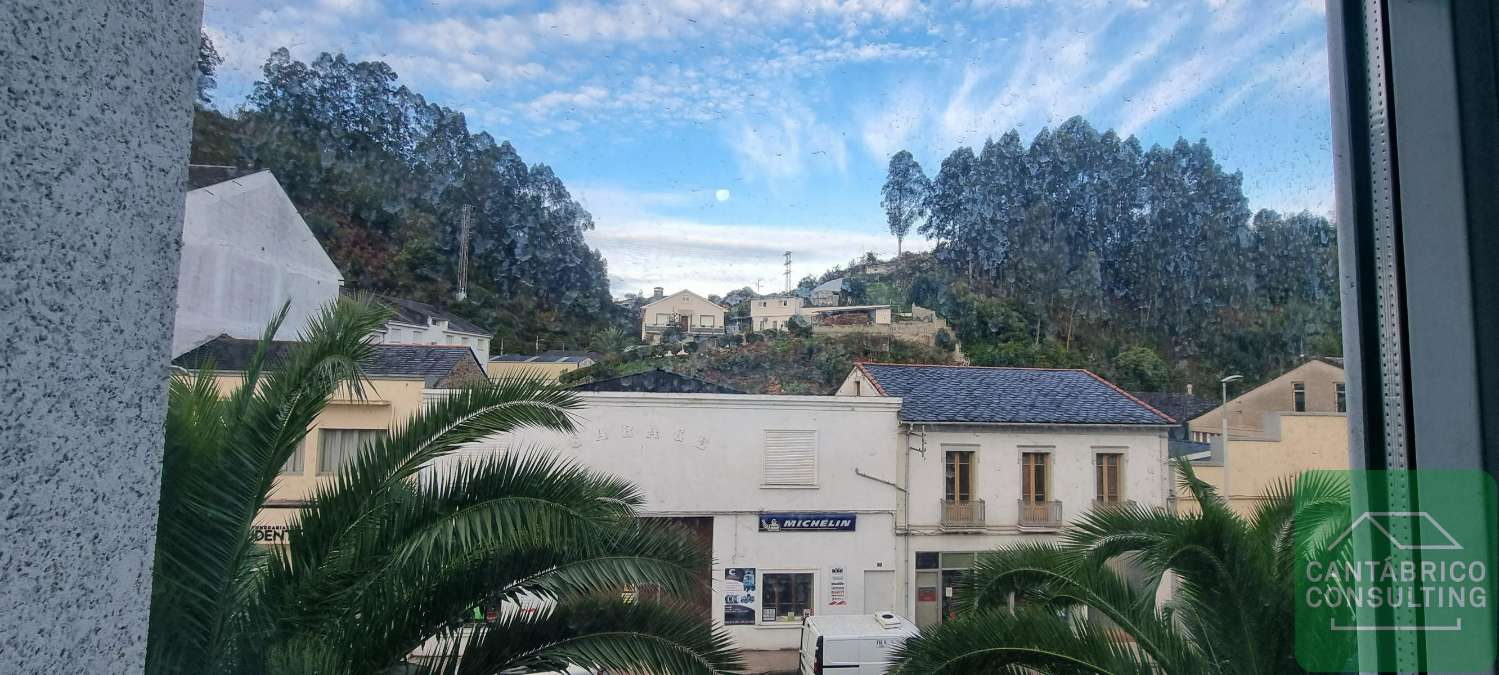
[{"xmin": 763, "ymin": 430, "xmax": 817, "ymax": 486}]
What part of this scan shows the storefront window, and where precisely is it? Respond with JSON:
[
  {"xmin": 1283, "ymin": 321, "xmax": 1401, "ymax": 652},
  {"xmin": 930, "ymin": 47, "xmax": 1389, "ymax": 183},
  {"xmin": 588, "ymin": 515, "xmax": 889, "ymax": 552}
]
[{"xmin": 761, "ymin": 572, "xmax": 813, "ymax": 624}]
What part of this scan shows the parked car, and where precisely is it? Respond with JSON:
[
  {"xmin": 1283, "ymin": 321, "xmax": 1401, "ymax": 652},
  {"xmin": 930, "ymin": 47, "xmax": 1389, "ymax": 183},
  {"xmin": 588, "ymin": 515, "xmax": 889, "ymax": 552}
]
[{"xmin": 798, "ymin": 612, "xmax": 918, "ymax": 675}]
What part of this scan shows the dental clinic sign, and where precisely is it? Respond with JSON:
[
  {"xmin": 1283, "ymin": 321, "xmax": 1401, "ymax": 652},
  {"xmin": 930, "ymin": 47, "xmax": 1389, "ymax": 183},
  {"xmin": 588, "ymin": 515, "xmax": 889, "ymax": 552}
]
[{"xmin": 1295, "ymin": 470, "xmax": 1497, "ymax": 672}]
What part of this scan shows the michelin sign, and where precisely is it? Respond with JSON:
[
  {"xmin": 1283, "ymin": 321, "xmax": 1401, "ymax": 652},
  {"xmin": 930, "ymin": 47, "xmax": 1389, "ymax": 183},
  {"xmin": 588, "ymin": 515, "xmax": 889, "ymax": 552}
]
[{"xmin": 758, "ymin": 512, "xmax": 857, "ymax": 532}]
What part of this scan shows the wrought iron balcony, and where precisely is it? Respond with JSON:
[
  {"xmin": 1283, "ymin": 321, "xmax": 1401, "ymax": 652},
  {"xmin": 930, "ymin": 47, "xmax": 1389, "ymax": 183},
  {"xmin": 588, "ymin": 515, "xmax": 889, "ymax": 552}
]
[
  {"xmin": 940, "ymin": 498, "xmax": 985, "ymax": 529},
  {"xmin": 1017, "ymin": 499, "xmax": 1063, "ymax": 528},
  {"xmin": 1092, "ymin": 498, "xmax": 1137, "ymax": 512}
]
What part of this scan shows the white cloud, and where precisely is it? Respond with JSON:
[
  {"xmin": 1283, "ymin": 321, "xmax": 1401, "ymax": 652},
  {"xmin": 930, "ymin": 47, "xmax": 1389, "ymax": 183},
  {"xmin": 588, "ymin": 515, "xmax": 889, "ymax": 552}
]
[
  {"xmin": 1116, "ymin": 1, "xmax": 1322, "ymax": 135},
  {"xmin": 574, "ymin": 183, "xmax": 927, "ymax": 295},
  {"xmin": 727, "ymin": 108, "xmax": 849, "ymax": 183},
  {"xmin": 1208, "ymin": 42, "xmax": 1329, "ymax": 121}
]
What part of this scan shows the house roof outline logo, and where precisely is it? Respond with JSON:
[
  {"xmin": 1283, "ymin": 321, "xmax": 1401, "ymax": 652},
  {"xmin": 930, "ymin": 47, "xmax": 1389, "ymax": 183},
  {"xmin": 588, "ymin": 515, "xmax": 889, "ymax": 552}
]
[{"xmin": 1327, "ymin": 511, "xmax": 1463, "ymax": 551}]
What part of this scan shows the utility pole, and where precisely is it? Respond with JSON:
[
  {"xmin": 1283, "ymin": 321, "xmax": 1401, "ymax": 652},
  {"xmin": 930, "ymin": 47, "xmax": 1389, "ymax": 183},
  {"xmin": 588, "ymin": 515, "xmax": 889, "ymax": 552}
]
[
  {"xmin": 456, "ymin": 205, "xmax": 472, "ymax": 302},
  {"xmin": 783, "ymin": 251, "xmax": 792, "ymax": 293},
  {"xmin": 1219, "ymin": 374, "xmax": 1242, "ymax": 503}
]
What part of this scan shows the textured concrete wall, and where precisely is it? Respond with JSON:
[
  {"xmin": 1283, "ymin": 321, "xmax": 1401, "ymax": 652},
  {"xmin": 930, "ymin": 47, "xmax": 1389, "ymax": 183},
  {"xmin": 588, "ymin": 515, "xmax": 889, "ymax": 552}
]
[{"xmin": 0, "ymin": 1, "xmax": 201, "ymax": 671}]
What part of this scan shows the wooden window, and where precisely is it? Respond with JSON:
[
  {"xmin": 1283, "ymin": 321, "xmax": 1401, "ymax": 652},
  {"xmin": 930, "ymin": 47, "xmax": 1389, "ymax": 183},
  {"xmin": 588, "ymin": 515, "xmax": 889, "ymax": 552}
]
[
  {"xmin": 944, "ymin": 450, "xmax": 974, "ymax": 502},
  {"xmin": 1336, "ymin": 383, "xmax": 1347, "ymax": 412},
  {"xmin": 762, "ymin": 430, "xmax": 817, "ymax": 486},
  {"xmin": 1021, "ymin": 452, "xmax": 1050, "ymax": 503},
  {"xmin": 1293, "ymin": 382, "xmax": 1307, "ymax": 412},
  {"xmin": 1095, "ymin": 453, "xmax": 1123, "ymax": 502}
]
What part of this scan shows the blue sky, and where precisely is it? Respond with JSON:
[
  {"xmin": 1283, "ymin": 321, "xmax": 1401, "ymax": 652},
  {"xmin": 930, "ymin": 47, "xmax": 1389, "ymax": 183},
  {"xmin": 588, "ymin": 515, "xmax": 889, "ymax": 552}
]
[{"xmin": 204, "ymin": 0, "xmax": 1333, "ymax": 297}]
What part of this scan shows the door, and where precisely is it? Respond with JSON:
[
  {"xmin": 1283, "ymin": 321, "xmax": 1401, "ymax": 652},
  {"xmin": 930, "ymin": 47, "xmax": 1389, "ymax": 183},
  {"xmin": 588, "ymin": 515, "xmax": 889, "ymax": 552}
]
[
  {"xmin": 678, "ymin": 314, "xmax": 691, "ymax": 331},
  {"xmin": 914, "ymin": 571, "xmax": 940, "ymax": 628},
  {"xmin": 863, "ymin": 570, "xmax": 894, "ymax": 613},
  {"xmin": 940, "ymin": 570, "xmax": 966, "ymax": 622}
]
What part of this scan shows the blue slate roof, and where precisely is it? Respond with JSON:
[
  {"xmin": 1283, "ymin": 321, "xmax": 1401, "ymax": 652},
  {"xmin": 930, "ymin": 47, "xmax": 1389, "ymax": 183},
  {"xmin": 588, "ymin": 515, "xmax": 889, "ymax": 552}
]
[{"xmin": 857, "ymin": 363, "xmax": 1174, "ymax": 425}]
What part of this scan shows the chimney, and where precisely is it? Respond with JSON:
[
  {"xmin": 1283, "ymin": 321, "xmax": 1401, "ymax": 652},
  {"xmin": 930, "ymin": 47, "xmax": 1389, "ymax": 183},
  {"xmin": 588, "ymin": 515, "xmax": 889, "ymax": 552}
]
[
  {"xmin": 1186, "ymin": 383, "xmax": 1194, "ymax": 396},
  {"xmin": 653, "ymin": 287, "xmax": 664, "ymax": 300}
]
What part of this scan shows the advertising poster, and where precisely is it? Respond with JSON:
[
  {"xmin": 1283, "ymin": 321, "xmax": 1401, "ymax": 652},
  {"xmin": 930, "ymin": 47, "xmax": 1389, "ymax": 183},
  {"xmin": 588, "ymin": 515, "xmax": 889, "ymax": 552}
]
[
  {"xmin": 723, "ymin": 568, "xmax": 757, "ymax": 625},
  {"xmin": 828, "ymin": 567, "xmax": 847, "ymax": 606}
]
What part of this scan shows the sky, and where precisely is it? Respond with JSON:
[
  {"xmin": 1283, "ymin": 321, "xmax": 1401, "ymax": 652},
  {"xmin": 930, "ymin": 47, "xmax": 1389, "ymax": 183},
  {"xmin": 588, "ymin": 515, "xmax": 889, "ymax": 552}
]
[{"xmin": 203, "ymin": 0, "xmax": 1334, "ymax": 298}]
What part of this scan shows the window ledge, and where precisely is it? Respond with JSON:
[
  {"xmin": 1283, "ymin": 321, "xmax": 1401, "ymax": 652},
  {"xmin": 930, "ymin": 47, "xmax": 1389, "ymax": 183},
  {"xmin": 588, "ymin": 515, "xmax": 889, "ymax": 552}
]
[{"xmin": 759, "ymin": 484, "xmax": 820, "ymax": 489}]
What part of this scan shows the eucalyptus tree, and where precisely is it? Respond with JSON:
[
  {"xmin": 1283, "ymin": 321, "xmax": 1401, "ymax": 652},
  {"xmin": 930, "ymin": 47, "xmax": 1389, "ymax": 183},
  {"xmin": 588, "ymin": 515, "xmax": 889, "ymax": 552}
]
[{"xmin": 882, "ymin": 150, "xmax": 931, "ymax": 257}]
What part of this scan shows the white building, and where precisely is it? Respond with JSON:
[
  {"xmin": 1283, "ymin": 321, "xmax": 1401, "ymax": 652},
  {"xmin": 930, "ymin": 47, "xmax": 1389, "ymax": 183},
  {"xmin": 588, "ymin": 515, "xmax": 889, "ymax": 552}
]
[
  {"xmin": 469, "ymin": 392, "xmax": 905, "ymax": 652},
  {"xmin": 172, "ymin": 169, "xmax": 343, "ymax": 356},
  {"xmin": 838, "ymin": 363, "xmax": 1175, "ymax": 628},
  {"xmin": 639, "ymin": 288, "xmax": 726, "ymax": 343},
  {"xmin": 750, "ymin": 295, "xmax": 894, "ymax": 332},
  {"xmin": 372, "ymin": 295, "xmax": 492, "ymax": 363},
  {"xmin": 457, "ymin": 364, "xmax": 1173, "ymax": 654}
]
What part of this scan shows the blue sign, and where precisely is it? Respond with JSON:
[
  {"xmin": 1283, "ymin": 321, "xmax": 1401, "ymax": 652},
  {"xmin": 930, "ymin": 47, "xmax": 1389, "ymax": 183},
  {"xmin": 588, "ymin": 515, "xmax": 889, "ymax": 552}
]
[{"xmin": 759, "ymin": 512, "xmax": 857, "ymax": 532}]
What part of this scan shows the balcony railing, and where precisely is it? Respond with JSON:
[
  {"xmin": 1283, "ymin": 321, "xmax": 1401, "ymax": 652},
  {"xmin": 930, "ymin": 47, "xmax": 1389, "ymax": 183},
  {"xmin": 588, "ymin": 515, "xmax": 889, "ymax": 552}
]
[
  {"xmin": 1018, "ymin": 499, "xmax": 1063, "ymax": 528},
  {"xmin": 641, "ymin": 324, "xmax": 726, "ymax": 335},
  {"xmin": 940, "ymin": 499, "xmax": 985, "ymax": 529},
  {"xmin": 1092, "ymin": 498, "xmax": 1137, "ymax": 512}
]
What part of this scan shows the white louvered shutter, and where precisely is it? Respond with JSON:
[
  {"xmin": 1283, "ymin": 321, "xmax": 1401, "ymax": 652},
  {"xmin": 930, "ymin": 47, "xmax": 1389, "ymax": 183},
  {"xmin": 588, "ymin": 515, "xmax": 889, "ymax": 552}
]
[{"xmin": 762, "ymin": 430, "xmax": 818, "ymax": 486}]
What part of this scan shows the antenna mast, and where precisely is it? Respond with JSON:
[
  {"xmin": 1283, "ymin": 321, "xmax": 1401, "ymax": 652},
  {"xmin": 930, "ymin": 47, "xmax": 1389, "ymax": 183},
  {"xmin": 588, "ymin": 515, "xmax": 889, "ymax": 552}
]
[
  {"xmin": 456, "ymin": 205, "xmax": 473, "ymax": 302},
  {"xmin": 783, "ymin": 251, "xmax": 792, "ymax": 293}
]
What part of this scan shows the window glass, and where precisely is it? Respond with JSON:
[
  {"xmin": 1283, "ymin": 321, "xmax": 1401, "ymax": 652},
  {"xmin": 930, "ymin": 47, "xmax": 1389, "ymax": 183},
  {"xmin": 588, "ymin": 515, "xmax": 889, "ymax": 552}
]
[
  {"xmin": 944, "ymin": 449, "xmax": 974, "ymax": 502},
  {"xmin": 1022, "ymin": 452, "xmax": 1050, "ymax": 503},
  {"xmin": 939, "ymin": 552, "xmax": 976, "ymax": 569},
  {"xmin": 1336, "ymin": 383, "xmax": 1347, "ymax": 413},
  {"xmin": 318, "ymin": 429, "xmax": 386, "ymax": 475},
  {"xmin": 1095, "ymin": 453, "xmax": 1122, "ymax": 502},
  {"xmin": 279, "ymin": 440, "xmax": 304, "ymax": 475},
  {"xmin": 761, "ymin": 573, "xmax": 813, "ymax": 624},
  {"xmin": 1293, "ymin": 382, "xmax": 1307, "ymax": 412},
  {"xmin": 915, "ymin": 552, "xmax": 940, "ymax": 570}
]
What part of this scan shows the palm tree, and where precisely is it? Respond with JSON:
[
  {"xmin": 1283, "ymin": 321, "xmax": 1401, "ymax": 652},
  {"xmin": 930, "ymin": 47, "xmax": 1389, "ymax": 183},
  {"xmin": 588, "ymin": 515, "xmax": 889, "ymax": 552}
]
[
  {"xmin": 890, "ymin": 462, "xmax": 1352, "ymax": 675},
  {"xmin": 149, "ymin": 297, "xmax": 743, "ymax": 675}
]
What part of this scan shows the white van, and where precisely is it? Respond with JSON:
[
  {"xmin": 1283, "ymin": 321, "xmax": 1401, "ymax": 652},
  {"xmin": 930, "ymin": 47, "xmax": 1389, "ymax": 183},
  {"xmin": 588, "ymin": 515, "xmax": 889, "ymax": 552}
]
[{"xmin": 798, "ymin": 612, "xmax": 919, "ymax": 674}]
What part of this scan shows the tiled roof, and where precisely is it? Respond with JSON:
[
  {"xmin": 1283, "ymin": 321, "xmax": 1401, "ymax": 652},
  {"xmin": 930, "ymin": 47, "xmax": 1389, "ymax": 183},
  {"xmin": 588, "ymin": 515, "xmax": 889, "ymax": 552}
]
[
  {"xmin": 1131, "ymin": 391, "xmax": 1218, "ymax": 424},
  {"xmin": 174, "ymin": 335, "xmax": 480, "ymax": 387},
  {"xmin": 857, "ymin": 363, "xmax": 1174, "ymax": 425},
  {"xmin": 489, "ymin": 351, "xmax": 600, "ymax": 364},
  {"xmin": 370, "ymin": 294, "xmax": 489, "ymax": 336}
]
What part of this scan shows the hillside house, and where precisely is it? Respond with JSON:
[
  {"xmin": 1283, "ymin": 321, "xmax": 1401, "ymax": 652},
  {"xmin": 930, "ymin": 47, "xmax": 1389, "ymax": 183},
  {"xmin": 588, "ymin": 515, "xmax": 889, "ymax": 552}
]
[{"xmin": 640, "ymin": 289, "xmax": 727, "ymax": 343}]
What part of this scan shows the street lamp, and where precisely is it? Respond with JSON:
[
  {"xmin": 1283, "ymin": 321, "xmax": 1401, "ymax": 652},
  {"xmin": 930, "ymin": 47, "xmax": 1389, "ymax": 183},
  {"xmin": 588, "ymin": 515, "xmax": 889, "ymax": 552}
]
[{"xmin": 1219, "ymin": 374, "xmax": 1242, "ymax": 502}]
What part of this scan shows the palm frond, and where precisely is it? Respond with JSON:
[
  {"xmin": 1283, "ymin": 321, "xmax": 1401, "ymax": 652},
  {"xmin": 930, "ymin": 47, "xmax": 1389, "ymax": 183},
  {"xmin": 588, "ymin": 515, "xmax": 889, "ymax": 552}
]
[
  {"xmin": 420, "ymin": 599, "xmax": 744, "ymax": 675},
  {"xmin": 891, "ymin": 607, "xmax": 1169, "ymax": 675}
]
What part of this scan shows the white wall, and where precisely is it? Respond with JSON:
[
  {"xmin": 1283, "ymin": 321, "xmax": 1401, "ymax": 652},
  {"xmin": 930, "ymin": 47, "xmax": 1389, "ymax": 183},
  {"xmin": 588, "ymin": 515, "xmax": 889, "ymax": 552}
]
[
  {"xmin": 898, "ymin": 424, "xmax": 1168, "ymax": 621},
  {"xmin": 750, "ymin": 296, "xmax": 803, "ymax": 331},
  {"xmin": 904, "ymin": 426, "xmax": 1169, "ymax": 529},
  {"xmin": 377, "ymin": 321, "xmax": 490, "ymax": 363},
  {"xmin": 172, "ymin": 171, "xmax": 342, "ymax": 356},
  {"xmin": 462, "ymin": 392, "xmax": 905, "ymax": 652}
]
